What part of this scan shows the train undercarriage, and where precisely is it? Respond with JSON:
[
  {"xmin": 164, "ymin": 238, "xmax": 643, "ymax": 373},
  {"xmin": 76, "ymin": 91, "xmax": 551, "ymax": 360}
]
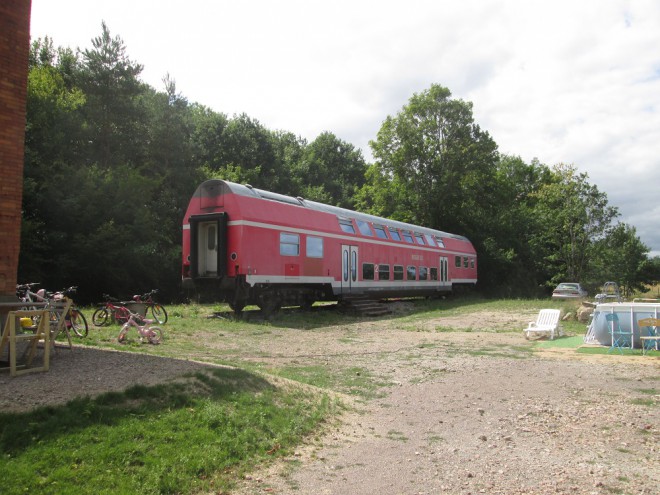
[{"xmin": 185, "ymin": 274, "xmax": 457, "ymax": 316}]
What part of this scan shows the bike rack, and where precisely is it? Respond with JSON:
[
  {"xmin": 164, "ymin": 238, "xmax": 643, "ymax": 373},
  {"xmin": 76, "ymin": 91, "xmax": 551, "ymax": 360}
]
[{"xmin": 0, "ymin": 309, "xmax": 50, "ymax": 376}]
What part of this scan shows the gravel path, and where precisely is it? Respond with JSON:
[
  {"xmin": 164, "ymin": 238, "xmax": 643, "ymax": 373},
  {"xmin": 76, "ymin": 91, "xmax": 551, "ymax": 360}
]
[{"xmin": 236, "ymin": 356, "xmax": 658, "ymax": 495}]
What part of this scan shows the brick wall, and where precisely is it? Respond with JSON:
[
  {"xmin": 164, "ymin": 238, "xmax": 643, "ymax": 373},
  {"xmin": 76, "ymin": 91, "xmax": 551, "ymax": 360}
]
[{"xmin": 0, "ymin": 0, "xmax": 31, "ymax": 297}]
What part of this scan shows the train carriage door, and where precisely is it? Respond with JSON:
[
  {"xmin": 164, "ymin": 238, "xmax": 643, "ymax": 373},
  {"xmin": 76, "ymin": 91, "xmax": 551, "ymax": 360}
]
[
  {"xmin": 189, "ymin": 213, "xmax": 227, "ymax": 279},
  {"xmin": 439, "ymin": 256, "xmax": 449, "ymax": 283},
  {"xmin": 199, "ymin": 222, "xmax": 218, "ymax": 275},
  {"xmin": 341, "ymin": 245, "xmax": 359, "ymax": 293}
]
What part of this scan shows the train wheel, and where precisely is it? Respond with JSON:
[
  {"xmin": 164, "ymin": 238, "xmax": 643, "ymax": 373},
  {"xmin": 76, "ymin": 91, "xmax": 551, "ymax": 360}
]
[
  {"xmin": 300, "ymin": 297, "xmax": 315, "ymax": 311},
  {"xmin": 257, "ymin": 293, "xmax": 281, "ymax": 317},
  {"xmin": 229, "ymin": 301, "xmax": 245, "ymax": 315}
]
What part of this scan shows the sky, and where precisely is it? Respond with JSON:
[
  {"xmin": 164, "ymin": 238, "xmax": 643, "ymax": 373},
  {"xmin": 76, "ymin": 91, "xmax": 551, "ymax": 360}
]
[{"xmin": 30, "ymin": 0, "xmax": 660, "ymax": 256}]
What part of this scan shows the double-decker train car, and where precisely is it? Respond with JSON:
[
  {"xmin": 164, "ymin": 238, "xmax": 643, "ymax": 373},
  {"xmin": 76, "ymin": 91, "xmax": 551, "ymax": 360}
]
[{"xmin": 182, "ymin": 179, "xmax": 477, "ymax": 313}]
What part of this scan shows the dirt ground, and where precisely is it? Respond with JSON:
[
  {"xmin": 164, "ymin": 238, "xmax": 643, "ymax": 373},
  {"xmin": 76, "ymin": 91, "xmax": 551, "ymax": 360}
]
[{"xmin": 1, "ymin": 302, "xmax": 658, "ymax": 495}]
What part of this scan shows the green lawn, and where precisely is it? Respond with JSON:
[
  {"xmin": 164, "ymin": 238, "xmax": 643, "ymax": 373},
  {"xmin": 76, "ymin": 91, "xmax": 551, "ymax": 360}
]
[{"xmin": 0, "ymin": 367, "xmax": 335, "ymax": 495}]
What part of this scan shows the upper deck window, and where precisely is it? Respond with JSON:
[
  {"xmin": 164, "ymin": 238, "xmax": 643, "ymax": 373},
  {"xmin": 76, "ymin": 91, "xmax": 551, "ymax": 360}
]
[
  {"xmin": 414, "ymin": 234, "xmax": 425, "ymax": 245},
  {"xmin": 280, "ymin": 233, "xmax": 300, "ymax": 256},
  {"xmin": 339, "ymin": 218, "xmax": 355, "ymax": 234},
  {"xmin": 373, "ymin": 225, "xmax": 388, "ymax": 239},
  {"xmin": 424, "ymin": 234, "xmax": 437, "ymax": 247},
  {"xmin": 388, "ymin": 228, "xmax": 401, "ymax": 241},
  {"xmin": 357, "ymin": 220, "xmax": 373, "ymax": 236},
  {"xmin": 402, "ymin": 231, "xmax": 414, "ymax": 243},
  {"xmin": 435, "ymin": 236, "xmax": 445, "ymax": 248},
  {"xmin": 306, "ymin": 236, "xmax": 324, "ymax": 258}
]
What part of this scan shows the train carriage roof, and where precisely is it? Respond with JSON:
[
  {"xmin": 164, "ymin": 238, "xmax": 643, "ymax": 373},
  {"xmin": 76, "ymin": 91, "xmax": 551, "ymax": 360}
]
[{"xmin": 194, "ymin": 179, "xmax": 472, "ymax": 243}]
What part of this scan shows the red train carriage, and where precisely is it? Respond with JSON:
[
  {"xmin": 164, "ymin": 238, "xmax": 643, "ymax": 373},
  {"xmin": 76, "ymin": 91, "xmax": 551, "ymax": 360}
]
[{"xmin": 182, "ymin": 179, "xmax": 477, "ymax": 313}]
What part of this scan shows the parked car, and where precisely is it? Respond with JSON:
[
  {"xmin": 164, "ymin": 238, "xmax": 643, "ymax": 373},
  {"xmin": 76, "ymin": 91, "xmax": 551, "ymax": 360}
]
[{"xmin": 552, "ymin": 282, "xmax": 588, "ymax": 299}]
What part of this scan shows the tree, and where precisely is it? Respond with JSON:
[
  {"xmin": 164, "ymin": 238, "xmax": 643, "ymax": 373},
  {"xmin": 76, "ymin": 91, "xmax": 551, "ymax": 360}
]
[
  {"xmin": 531, "ymin": 163, "xmax": 619, "ymax": 287},
  {"xmin": 368, "ymin": 84, "xmax": 498, "ymax": 232},
  {"xmin": 590, "ymin": 223, "xmax": 653, "ymax": 297},
  {"xmin": 190, "ymin": 103, "xmax": 230, "ymax": 172},
  {"xmin": 472, "ymin": 156, "xmax": 553, "ymax": 296},
  {"xmin": 77, "ymin": 21, "xmax": 145, "ymax": 169},
  {"xmin": 294, "ymin": 132, "xmax": 367, "ymax": 209},
  {"xmin": 21, "ymin": 39, "xmax": 86, "ymax": 283}
]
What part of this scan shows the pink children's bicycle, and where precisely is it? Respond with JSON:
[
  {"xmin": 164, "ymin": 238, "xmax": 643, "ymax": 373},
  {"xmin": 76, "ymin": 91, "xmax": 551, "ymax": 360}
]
[{"xmin": 117, "ymin": 311, "xmax": 163, "ymax": 344}]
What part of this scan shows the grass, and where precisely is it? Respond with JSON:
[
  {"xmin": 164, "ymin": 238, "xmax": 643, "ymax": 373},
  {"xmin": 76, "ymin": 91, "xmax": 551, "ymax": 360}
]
[
  {"xmin": 534, "ymin": 335, "xmax": 584, "ymax": 348},
  {"xmin": 12, "ymin": 295, "xmax": 654, "ymax": 493},
  {"xmin": 0, "ymin": 368, "xmax": 336, "ymax": 495}
]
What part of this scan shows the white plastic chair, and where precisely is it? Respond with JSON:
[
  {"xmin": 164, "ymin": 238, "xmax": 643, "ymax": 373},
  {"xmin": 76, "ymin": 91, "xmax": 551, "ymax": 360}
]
[{"xmin": 524, "ymin": 309, "xmax": 563, "ymax": 340}]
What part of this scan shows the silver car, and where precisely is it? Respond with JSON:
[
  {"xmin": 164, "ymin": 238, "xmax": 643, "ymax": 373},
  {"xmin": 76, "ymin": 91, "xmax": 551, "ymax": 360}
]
[{"xmin": 552, "ymin": 282, "xmax": 588, "ymax": 299}]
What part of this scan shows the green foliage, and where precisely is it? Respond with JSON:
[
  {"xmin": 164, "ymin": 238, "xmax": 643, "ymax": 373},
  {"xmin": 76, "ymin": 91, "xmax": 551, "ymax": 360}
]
[
  {"xmin": 369, "ymin": 84, "xmax": 498, "ymax": 231},
  {"xmin": 293, "ymin": 131, "xmax": 368, "ymax": 209},
  {"xmin": 590, "ymin": 223, "xmax": 654, "ymax": 296},
  {"xmin": 19, "ymin": 25, "xmax": 656, "ymax": 303},
  {"xmin": 530, "ymin": 163, "xmax": 619, "ymax": 287}
]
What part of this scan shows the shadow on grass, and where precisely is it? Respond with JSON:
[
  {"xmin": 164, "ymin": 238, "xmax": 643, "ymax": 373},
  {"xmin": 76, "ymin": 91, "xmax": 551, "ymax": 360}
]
[
  {"xmin": 218, "ymin": 295, "xmax": 493, "ymax": 331},
  {"xmin": 0, "ymin": 367, "xmax": 273, "ymax": 456}
]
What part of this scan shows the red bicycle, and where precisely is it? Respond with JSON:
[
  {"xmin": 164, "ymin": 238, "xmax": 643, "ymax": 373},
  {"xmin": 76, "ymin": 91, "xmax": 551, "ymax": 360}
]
[
  {"xmin": 92, "ymin": 294, "xmax": 130, "ymax": 326},
  {"xmin": 132, "ymin": 289, "xmax": 168, "ymax": 324}
]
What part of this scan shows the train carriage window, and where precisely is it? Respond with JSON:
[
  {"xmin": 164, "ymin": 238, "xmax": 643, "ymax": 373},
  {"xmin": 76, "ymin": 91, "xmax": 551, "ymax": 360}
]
[
  {"xmin": 414, "ymin": 234, "xmax": 425, "ymax": 245},
  {"xmin": 471, "ymin": 258, "xmax": 475, "ymax": 269},
  {"xmin": 402, "ymin": 231, "xmax": 414, "ymax": 243},
  {"xmin": 373, "ymin": 225, "xmax": 388, "ymax": 239},
  {"xmin": 339, "ymin": 218, "xmax": 356, "ymax": 234},
  {"xmin": 407, "ymin": 265, "xmax": 417, "ymax": 280},
  {"xmin": 419, "ymin": 266, "xmax": 428, "ymax": 280},
  {"xmin": 207, "ymin": 225, "xmax": 216, "ymax": 250},
  {"xmin": 363, "ymin": 263, "xmax": 375, "ymax": 280},
  {"xmin": 430, "ymin": 267, "xmax": 438, "ymax": 280},
  {"xmin": 455, "ymin": 256, "xmax": 461, "ymax": 268},
  {"xmin": 424, "ymin": 234, "xmax": 437, "ymax": 247},
  {"xmin": 357, "ymin": 220, "xmax": 373, "ymax": 236},
  {"xmin": 435, "ymin": 236, "xmax": 445, "ymax": 248},
  {"xmin": 393, "ymin": 265, "xmax": 404, "ymax": 280},
  {"xmin": 378, "ymin": 264, "xmax": 390, "ymax": 280},
  {"xmin": 463, "ymin": 257, "xmax": 469, "ymax": 268},
  {"xmin": 351, "ymin": 250, "xmax": 357, "ymax": 282},
  {"xmin": 388, "ymin": 228, "xmax": 401, "ymax": 241},
  {"xmin": 280, "ymin": 233, "xmax": 300, "ymax": 256},
  {"xmin": 306, "ymin": 236, "xmax": 324, "ymax": 258}
]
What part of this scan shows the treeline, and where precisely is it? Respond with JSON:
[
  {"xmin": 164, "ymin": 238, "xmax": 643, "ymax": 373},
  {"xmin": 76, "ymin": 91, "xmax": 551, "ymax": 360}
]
[{"xmin": 20, "ymin": 23, "xmax": 658, "ymax": 303}]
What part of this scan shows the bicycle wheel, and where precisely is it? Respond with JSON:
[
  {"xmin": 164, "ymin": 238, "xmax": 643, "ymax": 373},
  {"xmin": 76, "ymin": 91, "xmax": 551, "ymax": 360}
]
[
  {"xmin": 70, "ymin": 308, "xmax": 88, "ymax": 337},
  {"xmin": 92, "ymin": 307, "xmax": 109, "ymax": 326},
  {"xmin": 150, "ymin": 304, "xmax": 168, "ymax": 324},
  {"xmin": 147, "ymin": 326, "xmax": 163, "ymax": 344}
]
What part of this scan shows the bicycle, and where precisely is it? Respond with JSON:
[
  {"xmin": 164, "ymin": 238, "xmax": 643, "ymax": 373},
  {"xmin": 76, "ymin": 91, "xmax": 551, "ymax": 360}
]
[
  {"xmin": 17, "ymin": 283, "xmax": 88, "ymax": 338},
  {"xmin": 16, "ymin": 282, "xmax": 47, "ymax": 309},
  {"xmin": 132, "ymin": 289, "xmax": 168, "ymax": 324},
  {"xmin": 52, "ymin": 286, "xmax": 88, "ymax": 338},
  {"xmin": 117, "ymin": 311, "xmax": 163, "ymax": 344},
  {"xmin": 92, "ymin": 294, "xmax": 130, "ymax": 326}
]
